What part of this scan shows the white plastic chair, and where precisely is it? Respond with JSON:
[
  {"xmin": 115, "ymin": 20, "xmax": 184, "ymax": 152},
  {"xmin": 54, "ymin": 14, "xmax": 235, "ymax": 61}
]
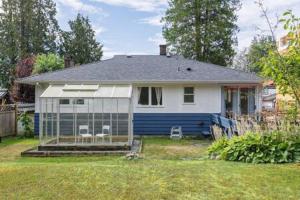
[
  {"xmin": 96, "ymin": 125, "xmax": 111, "ymax": 143},
  {"xmin": 79, "ymin": 125, "xmax": 92, "ymax": 143},
  {"xmin": 170, "ymin": 126, "xmax": 183, "ymax": 139}
]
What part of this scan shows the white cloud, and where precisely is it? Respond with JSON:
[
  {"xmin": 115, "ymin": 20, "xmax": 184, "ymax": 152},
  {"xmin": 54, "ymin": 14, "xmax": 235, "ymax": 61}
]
[
  {"xmin": 140, "ymin": 15, "xmax": 163, "ymax": 26},
  {"xmin": 93, "ymin": 0, "xmax": 168, "ymax": 12},
  {"xmin": 56, "ymin": 0, "xmax": 102, "ymax": 13},
  {"xmin": 0, "ymin": 0, "xmax": 3, "ymax": 14},
  {"xmin": 237, "ymin": 0, "xmax": 300, "ymax": 49},
  {"xmin": 93, "ymin": 26, "xmax": 106, "ymax": 36},
  {"xmin": 148, "ymin": 33, "xmax": 165, "ymax": 45}
]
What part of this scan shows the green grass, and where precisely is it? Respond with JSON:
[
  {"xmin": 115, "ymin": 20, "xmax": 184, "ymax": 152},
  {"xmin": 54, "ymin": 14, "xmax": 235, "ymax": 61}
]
[{"xmin": 0, "ymin": 137, "xmax": 299, "ymax": 200}]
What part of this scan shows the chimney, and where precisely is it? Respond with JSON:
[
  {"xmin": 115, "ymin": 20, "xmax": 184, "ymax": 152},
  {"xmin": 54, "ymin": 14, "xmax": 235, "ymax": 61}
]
[
  {"xmin": 159, "ymin": 44, "xmax": 167, "ymax": 56},
  {"xmin": 64, "ymin": 55, "xmax": 74, "ymax": 68}
]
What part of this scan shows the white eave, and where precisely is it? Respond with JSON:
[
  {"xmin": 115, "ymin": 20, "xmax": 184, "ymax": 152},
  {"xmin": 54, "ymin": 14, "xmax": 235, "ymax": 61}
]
[{"xmin": 40, "ymin": 84, "xmax": 132, "ymax": 98}]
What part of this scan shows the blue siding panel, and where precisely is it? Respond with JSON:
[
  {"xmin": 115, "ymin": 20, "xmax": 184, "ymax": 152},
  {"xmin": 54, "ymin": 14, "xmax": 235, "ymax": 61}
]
[
  {"xmin": 133, "ymin": 113, "xmax": 215, "ymax": 136},
  {"xmin": 34, "ymin": 113, "xmax": 39, "ymax": 136}
]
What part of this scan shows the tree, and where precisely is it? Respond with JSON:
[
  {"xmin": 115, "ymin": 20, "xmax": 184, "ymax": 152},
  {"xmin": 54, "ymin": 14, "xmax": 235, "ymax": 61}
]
[
  {"xmin": 247, "ymin": 35, "xmax": 275, "ymax": 73},
  {"xmin": 11, "ymin": 57, "xmax": 35, "ymax": 103},
  {"xmin": 0, "ymin": 0, "xmax": 60, "ymax": 60},
  {"xmin": 162, "ymin": 0, "xmax": 240, "ymax": 66},
  {"xmin": 258, "ymin": 6, "xmax": 300, "ymax": 106},
  {"xmin": 232, "ymin": 35, "xmax": 275, "ymax": 73},
  {"xmin": 32, "ymin": 54, "xmax": 64, "ymax": 74},
  {"xmin": 0, "ymin": 56, "xmax": 13, "ymax": 88},
  {"xmin": 61, "ymin": 14, "xmax": 103, "ymax": 65},
  {"xmin": 232, "ymin": 48, "xmax": 250, "ymax": 72}
]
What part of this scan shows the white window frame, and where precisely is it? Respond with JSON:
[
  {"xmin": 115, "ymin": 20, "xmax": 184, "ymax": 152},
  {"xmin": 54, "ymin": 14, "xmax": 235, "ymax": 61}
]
[
  {"xmin": 183, "ymin": 87, "xmax": 195, "ymax": 104},
  {"xmin": 137, "ymin": 86, "xmax": 164, "ymax": 107}
]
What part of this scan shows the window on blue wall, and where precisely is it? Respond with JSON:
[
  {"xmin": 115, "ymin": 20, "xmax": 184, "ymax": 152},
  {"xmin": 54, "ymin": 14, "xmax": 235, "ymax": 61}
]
[
  {"xmin": 138, "ymin": 87, "xmax": 163, "ymax": 106},
  {"xmin": 184, "ymin": 87, "xmax": 194, "ymax": 103}
]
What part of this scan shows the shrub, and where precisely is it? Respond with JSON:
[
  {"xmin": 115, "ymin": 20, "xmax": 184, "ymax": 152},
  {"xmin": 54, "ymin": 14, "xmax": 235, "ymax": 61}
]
[
  {"xmin": 208, "ymin": 132, "xmax": 299, "ymax": 164},
  {"xmin": 32, "ymin": 54, "xmax": 64, "ymax": 74},
  {"xmin": 208, "ymin": 137, "xmax": 229, "ymax": 160},
  {"xmin": 19, "ymin": 112, "xmax": 34, "ymax": 138}
]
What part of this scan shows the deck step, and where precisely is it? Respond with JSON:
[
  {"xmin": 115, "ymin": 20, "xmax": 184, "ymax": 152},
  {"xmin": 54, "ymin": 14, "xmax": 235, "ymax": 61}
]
[
  {"xmin": 38, "ymin": 145, "xmax": 131, "ymax": 151},
  {"xmin": 21, "ymin": 150, "xmax": 130, "ymax": 157}
]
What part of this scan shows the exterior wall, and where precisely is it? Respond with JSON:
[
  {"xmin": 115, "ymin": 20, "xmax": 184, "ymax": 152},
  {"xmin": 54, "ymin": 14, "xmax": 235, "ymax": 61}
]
[
  {"xmin": 132, "ymin": 84, "xmax": 221, "ymax": 114},
  {"xmin": 133, "ymin": 113, "xmax": 212, "ymax": 135},
  {"xmin": 35, "ymin": 84, "xmax": 221, "ymax": 136},
  {"xmin": 132, "ymin": 84, "xmax": 221, "ymax": 135}
]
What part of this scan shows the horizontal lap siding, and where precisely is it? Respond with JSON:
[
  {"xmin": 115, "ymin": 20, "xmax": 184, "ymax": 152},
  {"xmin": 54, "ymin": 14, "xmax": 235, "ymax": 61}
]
[
  {"xmin": 34, "ymin": 113, "xmax": 39, "ymax": 135},
  {"xmin": 133, "ymin": 113, "xmax": 213, "ymax": 135}
]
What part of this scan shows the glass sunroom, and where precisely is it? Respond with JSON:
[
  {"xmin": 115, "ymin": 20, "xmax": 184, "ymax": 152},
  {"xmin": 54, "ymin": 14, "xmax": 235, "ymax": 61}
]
[{"xmin": 39, "ymin": 84, "xmax": 133, "ymax": 146}]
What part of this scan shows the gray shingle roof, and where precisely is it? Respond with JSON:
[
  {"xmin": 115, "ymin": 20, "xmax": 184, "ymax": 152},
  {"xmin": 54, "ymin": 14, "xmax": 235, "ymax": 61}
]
[{"xmin": 18, "ymin": 55, "xmax": 262, "ymax": 84}]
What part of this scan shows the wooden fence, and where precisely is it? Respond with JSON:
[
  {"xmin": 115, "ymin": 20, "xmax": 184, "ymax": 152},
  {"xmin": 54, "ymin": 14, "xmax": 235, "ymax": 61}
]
[{"xmin": 0, "ymin": 104, "xmax": 17, "ymax": 137}]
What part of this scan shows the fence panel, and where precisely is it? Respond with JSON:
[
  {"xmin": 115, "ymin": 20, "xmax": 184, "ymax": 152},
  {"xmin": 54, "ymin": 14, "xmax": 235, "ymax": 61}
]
[{"xmin": 0, "ymin": 105, "xmax": 17, "ymax": 137}]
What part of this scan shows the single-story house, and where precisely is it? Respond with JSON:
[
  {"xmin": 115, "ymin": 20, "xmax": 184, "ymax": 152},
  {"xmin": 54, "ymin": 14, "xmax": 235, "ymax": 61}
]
[{"xmin": 18, "ymin": 45, "xmax": 263, "ymax": 147}]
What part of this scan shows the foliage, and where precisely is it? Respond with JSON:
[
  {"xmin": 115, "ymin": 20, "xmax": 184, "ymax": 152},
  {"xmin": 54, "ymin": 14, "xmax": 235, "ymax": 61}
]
[
  {"xmin": 162, "ymin": 0, "xmax": 241, "ymax": 66},
  {"xmin": 18, "ymin": 112, "xmax": 34, "ymax": 138},
  {"xmin": 208, "ymin": 132, "xmax": 299, "ymax": 163},
  {"xmin": 207, "ymin": 137, "xmax": 229, "ymax": 159},
  {"xmin": 246, "ymin": 35, "xmax": 275, "ymax": 73},
  {"xmin": 61, "ymin": 14, "xmax": 103, "ymax": 65},
  {"xmin": 0, "ymin": 0, "xmax": 60, "ymax": 60},
  {"xmin": 11, "ymin": 57, "xmax": 35, "ymax": 102},
  {"xmin": 0, "ymin": 56, "xmax": 13, "ymax": 88},
  {"xmin": 32, "ymin": 54, "xmax": 64, "ymax": 74},
  {"xmin": 260, "ymin": 10, "xmax": 300, "ymax": 106}
]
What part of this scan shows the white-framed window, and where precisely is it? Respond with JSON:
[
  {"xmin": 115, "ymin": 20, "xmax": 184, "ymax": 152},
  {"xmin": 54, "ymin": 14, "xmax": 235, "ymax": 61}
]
[
  {"xmin": 138, "ymin": 87, "xmax": 163, "ymax": 106},
  {"xmin": 183, "ymin": 87, "xmax": 195, "ymax": 104}
]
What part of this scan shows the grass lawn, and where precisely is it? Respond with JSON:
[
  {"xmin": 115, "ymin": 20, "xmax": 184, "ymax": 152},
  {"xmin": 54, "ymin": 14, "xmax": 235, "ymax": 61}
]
[{"xmin": 0, "ymin": 137, "xmax": 299, "ymax": 200}]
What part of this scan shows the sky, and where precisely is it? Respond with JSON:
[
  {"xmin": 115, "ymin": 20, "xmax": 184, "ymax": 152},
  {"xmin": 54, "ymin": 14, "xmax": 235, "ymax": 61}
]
[{"xmin": 54, "ymin": 0, "xmax": 300, "ymax": 59}]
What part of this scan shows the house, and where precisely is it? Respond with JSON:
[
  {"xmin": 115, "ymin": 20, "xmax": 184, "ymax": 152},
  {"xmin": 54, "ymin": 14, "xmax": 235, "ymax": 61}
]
[
  {"xmin": 275, "ymin": 32, "xmax": 299, "ymax": 110},
  {"xmin": 18, "ymin": 45, "xmax": 263, "ymax": 148},
  {"xmin": 262, "ymin": 81, "xmax": 276, "ymax": 111},
  {"xmin": 0, "ymin": 88, "xmax": 8, "ymax": 105}
]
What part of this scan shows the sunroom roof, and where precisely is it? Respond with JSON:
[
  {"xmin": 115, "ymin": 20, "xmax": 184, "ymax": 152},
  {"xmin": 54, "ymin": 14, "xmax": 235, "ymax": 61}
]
[{"xmin": 40, "ymin": 84, "xmax": 132, "ymax": 98}]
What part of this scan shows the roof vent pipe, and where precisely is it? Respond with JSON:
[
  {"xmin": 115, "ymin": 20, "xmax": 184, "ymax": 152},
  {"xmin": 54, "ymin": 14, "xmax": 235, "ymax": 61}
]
[{"xmin": 159, "ymin": 44, "xmax": 167, "ymax": 56}]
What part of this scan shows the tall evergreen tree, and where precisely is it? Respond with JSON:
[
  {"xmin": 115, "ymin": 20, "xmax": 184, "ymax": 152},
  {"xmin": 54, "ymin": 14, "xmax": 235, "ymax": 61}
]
[
  {"xmin": 62, "ymin": 14, "xmax": 103, "ymax": 65},
  {"xmin": 246, "ymin": 35, "xmax": 275, "ymax": 73},
  {"xmin": 162, "ymin": 0, "xmax": 240, "ymax": 66},
  {"xmin": 0, "ymin": 0, "xmax": 60, "ymax": 61}
]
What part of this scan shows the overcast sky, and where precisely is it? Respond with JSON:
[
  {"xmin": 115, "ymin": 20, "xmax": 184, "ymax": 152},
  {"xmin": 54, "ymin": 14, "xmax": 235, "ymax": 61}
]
[{"xmin": 54, "ymin": 0, "xmax": 300, "ymax": 59}]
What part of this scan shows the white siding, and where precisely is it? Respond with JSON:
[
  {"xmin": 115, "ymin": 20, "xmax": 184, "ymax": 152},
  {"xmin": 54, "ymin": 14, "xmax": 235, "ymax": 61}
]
[
  {"xmin": 36, "ymin": 84, "xmax": 222, "ymax": 114},
  {"xmin": 133, "ymin": 84, "xmax": 221, "ymax": 113}
]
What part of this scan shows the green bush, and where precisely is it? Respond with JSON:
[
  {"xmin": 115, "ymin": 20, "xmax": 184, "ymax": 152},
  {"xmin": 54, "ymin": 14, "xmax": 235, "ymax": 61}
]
[
  {"xmin": 208, "ymin": 132, "xmax": 300, "ymax": 164},
  {"xmin": 18, "ymin": 112, "xmax": 34, "ymax": 138},
  {"xmin": 207, "ymin": 137, "xmax": 229, "ymax": 160},
  {"xmin": 32, "ymin": 53, "xmax": 64, "ymax": 74}
]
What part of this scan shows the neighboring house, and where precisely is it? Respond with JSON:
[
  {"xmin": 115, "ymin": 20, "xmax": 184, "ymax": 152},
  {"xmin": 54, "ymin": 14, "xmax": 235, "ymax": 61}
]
[
  {"xmin": 18, "ymin": 45, "xmax": 263, "ymax": 147},
  {"xmin": 0, "ymin": 88, "xmax": 8, "ymax": 105},
  {"xmin": 262, "ymin": 81, "xmax": 276, "ymax": 111},
  {"xmin": 276, "ymin": 32, "xmax": 299, "ymax": 109}
]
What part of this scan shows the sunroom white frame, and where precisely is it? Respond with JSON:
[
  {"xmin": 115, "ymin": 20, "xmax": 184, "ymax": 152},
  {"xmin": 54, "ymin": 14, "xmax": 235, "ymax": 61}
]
[{"xmin": 39, "ymin": 84, "xmax": 133, "ymax": 146}]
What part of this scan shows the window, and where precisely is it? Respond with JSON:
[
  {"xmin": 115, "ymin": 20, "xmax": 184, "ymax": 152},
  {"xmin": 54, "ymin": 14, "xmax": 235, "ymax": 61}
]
[
  {"xmin": 59, "ymin": 99, "xmax": 70, "ymax": 105},
  {"xmin": 184, "ymin": 87, "xmax": 194, "ymax": 103},
  {"xmin": 73, "ymin": 99, "xmax": 85, "ymax": 105},
  {"xmin": 138, "ymin": 87, "xmax": 163, "ymax": 106},
  {"xmin": 138, "ymin": 87, "xmax": 149, "ymax": 105}
]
